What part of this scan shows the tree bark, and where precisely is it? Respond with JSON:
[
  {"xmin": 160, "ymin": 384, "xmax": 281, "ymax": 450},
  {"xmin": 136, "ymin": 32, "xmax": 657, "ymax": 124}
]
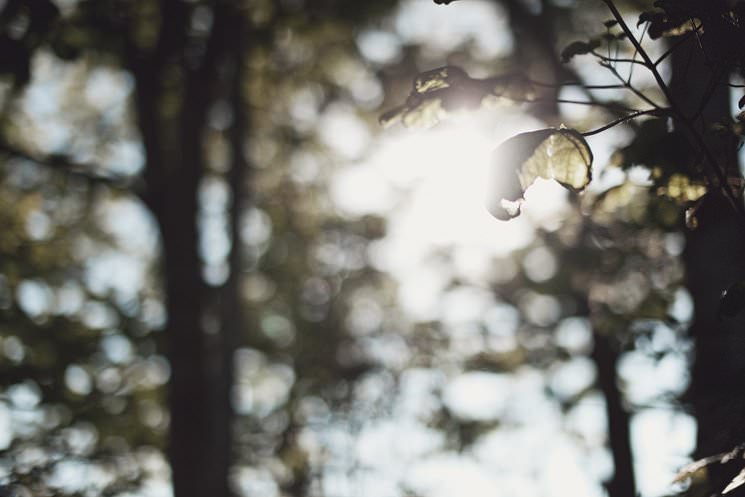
[
  {"xmin": 206, "ymin": 9, "xmax": 250, "ymax": 497},
  {"xmin": 671, "ymin": 31, "xmax": 745, "ymax": 493},
  {"xmin": 592, "ymin": 332, "xmax": 636, "ymax": 497},
  {"xmin": 129, "ymin": 2, "xmax": 238, "ymax": 496}
]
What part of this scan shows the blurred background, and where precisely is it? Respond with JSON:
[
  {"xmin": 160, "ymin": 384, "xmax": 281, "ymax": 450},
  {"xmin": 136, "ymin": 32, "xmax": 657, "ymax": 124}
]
[{"xmin": 0, "ymin": 1, "xmax": 710, "ymax": 496}]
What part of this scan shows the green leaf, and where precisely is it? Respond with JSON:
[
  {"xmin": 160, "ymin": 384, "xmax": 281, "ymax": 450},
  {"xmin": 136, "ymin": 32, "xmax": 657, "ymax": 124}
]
[{"xmin": 487, "ymin": 128, "xmax": 593, "ymax": 220}]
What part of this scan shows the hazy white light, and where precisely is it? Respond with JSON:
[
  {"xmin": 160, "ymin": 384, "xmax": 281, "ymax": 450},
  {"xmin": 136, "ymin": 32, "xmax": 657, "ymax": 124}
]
[
  {"xmin": 349, "ymin": 114, "xmax": 545, "ymax": 320},
  {"xmin": 632, "ymin": 409, "xmax": 696, "ymax": 497},
  {"xmin": 356, "ymin": 30, "xmax": 402, "ymax": 64},
  {"xmin": 395, "ymin": 0, "xmax": 513, "ymax": 59},
  {"xmin": 443, "ymin": 372, "xmax": 511, "ymax": 421}
]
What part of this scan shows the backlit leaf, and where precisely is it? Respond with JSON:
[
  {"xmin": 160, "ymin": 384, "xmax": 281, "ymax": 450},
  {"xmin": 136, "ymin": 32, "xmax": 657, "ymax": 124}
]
[
  {"xmin": 656, "ymin": 173, "xmax": 707, "ymax": 203},
  {"xmin": 487, "ymin": 128, "xmax": 593, "ymax": 220},
  {"xmin": 380, "ymin": 66, "xmax": 535, "ymax": 129}
]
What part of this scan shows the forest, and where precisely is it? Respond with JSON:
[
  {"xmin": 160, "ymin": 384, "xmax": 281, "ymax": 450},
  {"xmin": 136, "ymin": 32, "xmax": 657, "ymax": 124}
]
[{"xmin": 1, "ymin": 0, "xmax": 745, "ymax": 496}]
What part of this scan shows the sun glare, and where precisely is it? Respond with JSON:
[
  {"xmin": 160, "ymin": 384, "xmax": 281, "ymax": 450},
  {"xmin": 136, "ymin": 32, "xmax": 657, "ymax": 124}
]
[{"xmin": 331, "ymin": 109, "xmax": 572, "ymax": 320}]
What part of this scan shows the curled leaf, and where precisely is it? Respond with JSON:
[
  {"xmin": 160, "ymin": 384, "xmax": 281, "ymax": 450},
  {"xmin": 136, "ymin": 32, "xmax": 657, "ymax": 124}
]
[{"xmin": 488, "ymin": 128, "xmax": 593, "ymax": 220}]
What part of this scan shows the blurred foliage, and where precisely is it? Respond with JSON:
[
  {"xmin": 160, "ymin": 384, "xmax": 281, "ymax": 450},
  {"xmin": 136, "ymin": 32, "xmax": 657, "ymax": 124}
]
[{"xmin": 0, "ymin": 0, "xmax": 736, "ymax": 497}]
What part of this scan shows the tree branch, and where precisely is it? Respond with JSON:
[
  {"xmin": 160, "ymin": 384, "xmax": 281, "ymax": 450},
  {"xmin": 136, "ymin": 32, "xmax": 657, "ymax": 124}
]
[
  {"xmin": 581, "ymin": 108, "xmax": 668, "ymax": 137},
  {"xmin": 0, "ymin": 140, "xmax": 138, "ymax": 193}
]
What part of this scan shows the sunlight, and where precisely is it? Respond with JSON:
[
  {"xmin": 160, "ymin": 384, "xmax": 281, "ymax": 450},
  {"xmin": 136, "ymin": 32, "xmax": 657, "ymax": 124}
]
[{"xmin": 332, "ymin": 109, "xmax": 571, "ymax": 320}]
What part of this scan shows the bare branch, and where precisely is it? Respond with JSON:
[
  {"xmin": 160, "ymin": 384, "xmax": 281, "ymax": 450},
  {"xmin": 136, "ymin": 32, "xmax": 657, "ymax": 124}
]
[
  {"xmin": 0, "ymin": 141, "xmax": 137, "ymax": 192},
  {"xmin": 581, "ymin": 108, "xmax": 669, "ymax": 137}
]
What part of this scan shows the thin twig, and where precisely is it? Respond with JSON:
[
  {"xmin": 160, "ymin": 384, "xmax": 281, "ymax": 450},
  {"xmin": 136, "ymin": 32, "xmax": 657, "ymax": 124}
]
[
  {"xmin": 592, "ymin": 50, "xmax": 648, "ymax": 66},
  {"xmin": 527, "ymin": 79, "xmax": 626, "ymax": 90},
  {"xmin": 654, "ymin": 26, "xmax": 701, "ymax": 67},
  {"xmin": 600, "ymin": 61, "xmax": 661, "ymax": 109},
  {"xmin": 601, "ymin": 0, "xmax": 677, "ymax": 107},
  {"xmin": 0, "ymin": 141, "xmax": 135, "ymax": 191},
  {"xmin": 581, "ymin": 108, "xmax": 666, "ymax": 137},
  {"xmin": 627, "ymin": 22, "xmax": 648, "ymax": 84},
  {"xmin": 496, "ymin": 93, "xmax": 639, "ymax": 113}
]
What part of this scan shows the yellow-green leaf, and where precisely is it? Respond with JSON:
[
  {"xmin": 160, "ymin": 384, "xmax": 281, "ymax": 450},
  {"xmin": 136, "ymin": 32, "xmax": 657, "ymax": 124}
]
[
  {"xmin": 380, "ymin": 66, "xmax": 535, "ymax": 129},
  {"xmin": 488, "ymin": 128, "xmax": 593, "ymax": 220},
  {"xmin": 655, "ymin": 173, "xmax": 707, "ymax": 203}
]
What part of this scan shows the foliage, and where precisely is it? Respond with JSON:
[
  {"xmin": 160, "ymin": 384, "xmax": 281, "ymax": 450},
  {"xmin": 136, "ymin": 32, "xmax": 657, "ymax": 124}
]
[
  {"xmin": 377, "ymin": 1, "xmax": 745, "ymax": 496},
  {"xmin": 5, "ymin": 0, "xmax": 745, "ymax": 496},
  {"xmin": 487, "ymin": 128, "xmax": 592, "ymax": 220}
]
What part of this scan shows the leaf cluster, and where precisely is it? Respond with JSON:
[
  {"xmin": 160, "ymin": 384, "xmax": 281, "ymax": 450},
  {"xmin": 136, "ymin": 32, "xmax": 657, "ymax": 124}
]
[{"xmin": 380, "ymin": 66, "xmax": 533, "ymax": 128}]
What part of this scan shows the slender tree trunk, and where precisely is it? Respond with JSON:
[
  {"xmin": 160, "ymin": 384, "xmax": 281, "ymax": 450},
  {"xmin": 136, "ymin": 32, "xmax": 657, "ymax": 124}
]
[
  {"xmin": 130, "ymin": 2, "xmax": 237, "ymax": 496},
  {"xmin": 206, "ymin": 9, "xmax": 250, "ymax": 497},
  {"xmin": 158, "ymin": 167, "xmax": 208, "ymax": 497},
  {"xmin": 591, "ymin": 332, "xmax": 636, "ymax": 497}
]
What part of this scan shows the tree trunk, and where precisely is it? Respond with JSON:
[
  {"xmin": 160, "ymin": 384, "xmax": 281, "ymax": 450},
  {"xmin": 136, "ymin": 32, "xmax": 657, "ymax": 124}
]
[
  {"xmin": 130, "ymin": 2, "xmax": 239, "ymax": 496},
  {"xmin": 592, "ymin": 332, "xmax": 636, "ymax": 497},
  {"xmin": 205, "ymin": 10, "xmax": 250, "ymax": 497},
  {"xmin": 671, "ymin": 31, "xmax": 745, "ymax": 492}
]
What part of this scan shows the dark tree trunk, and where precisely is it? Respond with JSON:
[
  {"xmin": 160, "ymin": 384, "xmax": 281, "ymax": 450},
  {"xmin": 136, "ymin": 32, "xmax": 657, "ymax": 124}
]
[
  {"xmin": 592, "ymin": 333, "xmax": 636, "ymax": 497},
  {"xmin": 671, "ymin": 32, "xmax": 745, "ymax": 492},
  {"xmin": 129, "ymin": 2, "xmax": 242, "ymax": 496},
  {"xmin": 205, "ymin": 10, "xmax": 250, "ymax": 497},
  {"xmin": 159, "ymin": 170, "xmax": 209, "ymax": 497}
]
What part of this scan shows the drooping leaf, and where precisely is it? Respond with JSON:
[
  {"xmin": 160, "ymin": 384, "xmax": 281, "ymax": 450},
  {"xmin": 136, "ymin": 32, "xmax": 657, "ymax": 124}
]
[
  {"xmin": 380, "ymin": 66, "xmax": 534, "ymax": 129},
  {"xmin": 487, "ymin": 128, "xmax": 593, "ymax": 220}
]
